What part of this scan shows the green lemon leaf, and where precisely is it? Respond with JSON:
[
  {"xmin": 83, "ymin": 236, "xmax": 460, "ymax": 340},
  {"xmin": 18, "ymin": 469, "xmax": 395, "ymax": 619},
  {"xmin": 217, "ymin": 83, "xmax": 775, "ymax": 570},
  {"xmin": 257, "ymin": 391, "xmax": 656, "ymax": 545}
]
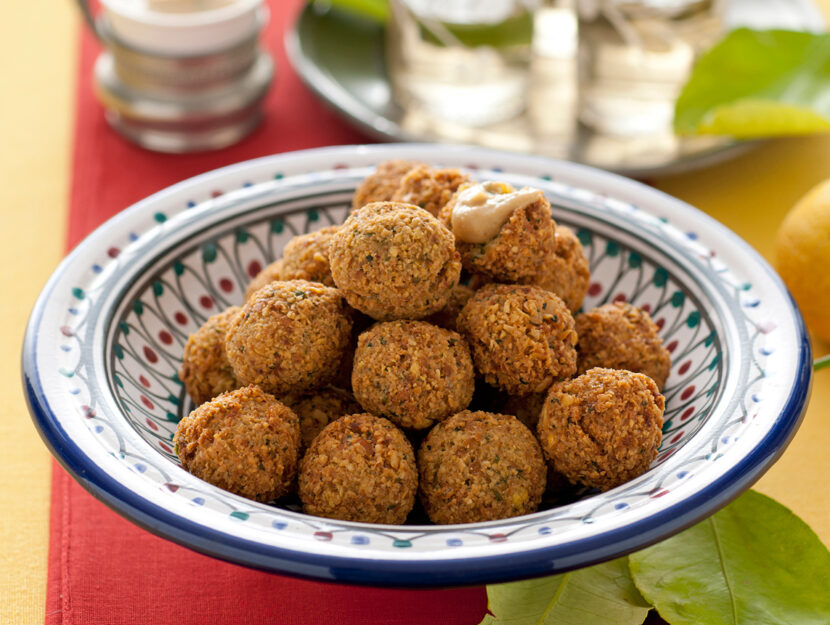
[
  {"xmin": 308, "ymin": 0, "xmax": 388, "ymax": 23},
  {"xmin": 309, "ymin": 0, "xmax": 532, "ymax": 47},
  {"xmin": 629, "ymin": 490, "xmax": 830, "ymax": 625},
  {"xmin": 418, "ymin": 10, "xmax": 534, "ymax": 48},
  {"xmin": 675, "ymin": 29, "xmax": 830, "ymax": 138},
  {"xmin": 480, "ymin": 557, "xmax": 650, "ymax": 625}
]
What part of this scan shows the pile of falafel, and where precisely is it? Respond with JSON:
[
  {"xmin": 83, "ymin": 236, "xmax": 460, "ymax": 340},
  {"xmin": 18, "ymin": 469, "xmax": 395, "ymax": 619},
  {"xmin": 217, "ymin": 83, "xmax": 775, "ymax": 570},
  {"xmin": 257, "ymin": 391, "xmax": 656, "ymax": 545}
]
[{"xmin": 173, "ymin": 160, "xmax": 670, "ymax": 526}]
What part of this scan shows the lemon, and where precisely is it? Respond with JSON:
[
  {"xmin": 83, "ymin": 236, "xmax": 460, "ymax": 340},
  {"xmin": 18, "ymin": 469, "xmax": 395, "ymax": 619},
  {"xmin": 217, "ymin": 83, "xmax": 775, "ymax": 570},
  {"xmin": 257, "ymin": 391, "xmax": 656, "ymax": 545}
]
[
  {"xmin": 776, "ymin": 178, "xmax": 830, "ymax": 343},
  {"xmin": 693, "ymin": 100, "xmax": 830, "ymax": 139}
]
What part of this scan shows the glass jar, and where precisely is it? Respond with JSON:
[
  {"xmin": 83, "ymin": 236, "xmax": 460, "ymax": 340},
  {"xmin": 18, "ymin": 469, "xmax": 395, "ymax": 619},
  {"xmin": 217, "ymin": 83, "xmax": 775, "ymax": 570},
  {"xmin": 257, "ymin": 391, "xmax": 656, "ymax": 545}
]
[
  {"xmin": 387, "ymin": 0, "xmax": 540, "ymax": 127},
  {"xmin": 578, "ymin": 0, "xmax": 723, "ymax": 136}
]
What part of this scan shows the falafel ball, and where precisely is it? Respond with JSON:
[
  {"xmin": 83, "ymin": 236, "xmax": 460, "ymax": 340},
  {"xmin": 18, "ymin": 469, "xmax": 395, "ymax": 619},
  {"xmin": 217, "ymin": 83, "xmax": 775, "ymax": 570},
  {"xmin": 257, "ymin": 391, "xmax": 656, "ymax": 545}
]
[
  {"xmin": 225, "ymin": 280, "xmax": 353, "ymax": 397},
  {"xmin": 280, "ymin": 225, "xmax": 339, "ymax": 286},
  {"xmin": 438, "ymin": 181, "xmax": 557, "ymax": 282},
  {"xmin": 523, "ymin": 225, "xmax": 590, "ymax": 313},
  {"xmin": 174, "ymin": 385, "xmax": 301, "ymax": 502},
  {"xmin": 244, "ymin": 259, "xmax": 284, "ymax": 302},
  {"xmin": 390, "ymin": 165, "xmax": 470, "ymax": 217},
  {"xmin": 352, "ymin": 159, "xmax": 424, "ymax": 212},
  {"xmin": 329, "ymin": 309, "xmax": 375, "ymax": 391},
  {"xmin": 179, "ymin": 306, "xmax": 241, "ymax": 406},
  {"xmin": 491, "ymin": 392, "xmax": 580, "ymax": 499},
  {"xmin": 329, "ymin": 202, "xmax": 462, "ymax": 320},
  {"xmin": 418, "ymin": 411, "xmax": 546, "ymax": 524},
  {"xmin": 299, "ymin": 413, "xmax": 418, "ymax": 524},
  {"xmin": 458, "ymin": 284, "xmax": 578, "ymax": 395},
  {"xmin": 575, "ymin": 302, "xmax": 671, "ymax": 390},
  {"xmin": 352, "ymin": 320, "xmax": 475, "ymax": 430},
  {"xmin": 289, "ymin": 387, "xmax": 362, "ymax": 450},
  {"xmin": 501, "ymin": 391, "xmax": 546, "ymax": 431},
  {"xmin": 424, "ymin": 283, "xmax": 476, "ymax": 332},
  {"xmin": 537, "ymin": 368, "xmax": 664, "ymax": 491}
]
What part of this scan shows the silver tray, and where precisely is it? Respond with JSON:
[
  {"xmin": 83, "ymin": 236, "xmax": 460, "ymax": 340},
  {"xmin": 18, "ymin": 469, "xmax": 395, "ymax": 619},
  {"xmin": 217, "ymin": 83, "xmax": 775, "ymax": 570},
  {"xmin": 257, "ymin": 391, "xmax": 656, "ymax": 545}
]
[{"xmin": 287, "ymin": 0, "xmax": 825, "ymax": 178}]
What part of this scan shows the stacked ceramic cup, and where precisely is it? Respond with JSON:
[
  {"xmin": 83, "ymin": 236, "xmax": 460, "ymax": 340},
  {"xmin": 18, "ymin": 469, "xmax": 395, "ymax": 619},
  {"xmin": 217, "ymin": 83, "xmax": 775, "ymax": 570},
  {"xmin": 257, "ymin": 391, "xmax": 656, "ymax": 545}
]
[{"xmin": 79, "ymin": 0, "xmax": 273, "ymax": 152}]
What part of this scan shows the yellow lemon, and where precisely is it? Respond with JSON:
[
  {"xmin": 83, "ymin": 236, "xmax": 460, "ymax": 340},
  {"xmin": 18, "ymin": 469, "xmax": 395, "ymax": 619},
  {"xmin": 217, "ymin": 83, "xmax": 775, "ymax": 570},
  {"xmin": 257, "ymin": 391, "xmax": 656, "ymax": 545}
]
[{"xmin": 775, "ymin": 178, "xmax": 830, "ymax": 343}]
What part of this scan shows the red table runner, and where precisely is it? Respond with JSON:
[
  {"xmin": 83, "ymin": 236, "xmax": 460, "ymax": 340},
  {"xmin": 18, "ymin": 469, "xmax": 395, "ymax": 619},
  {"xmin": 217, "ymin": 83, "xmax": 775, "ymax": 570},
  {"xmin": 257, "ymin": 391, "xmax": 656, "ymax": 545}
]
[{"xmin": 46, "ymin": 2, "xmax": 488, "ymax": 622}]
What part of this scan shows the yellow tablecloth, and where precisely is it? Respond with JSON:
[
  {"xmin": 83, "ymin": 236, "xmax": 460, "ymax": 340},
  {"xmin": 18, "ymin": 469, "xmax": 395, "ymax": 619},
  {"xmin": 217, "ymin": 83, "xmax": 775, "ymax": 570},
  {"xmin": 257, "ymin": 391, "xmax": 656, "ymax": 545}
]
[
  {"xmin": 1, "ymin": 2, "xmax": 75, "ymax": 623},
  {"xmin": 1, "ymin": 3, "xmax": 828, "ymax": 623}
]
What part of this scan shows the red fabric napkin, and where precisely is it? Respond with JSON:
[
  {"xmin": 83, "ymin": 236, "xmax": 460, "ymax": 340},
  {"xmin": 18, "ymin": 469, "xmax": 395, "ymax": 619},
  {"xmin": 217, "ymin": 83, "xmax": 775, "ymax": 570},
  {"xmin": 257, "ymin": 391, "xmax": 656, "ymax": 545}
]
[{"xmin": 46, "ymin": 2, "xmax": 488, "ymax": 622}]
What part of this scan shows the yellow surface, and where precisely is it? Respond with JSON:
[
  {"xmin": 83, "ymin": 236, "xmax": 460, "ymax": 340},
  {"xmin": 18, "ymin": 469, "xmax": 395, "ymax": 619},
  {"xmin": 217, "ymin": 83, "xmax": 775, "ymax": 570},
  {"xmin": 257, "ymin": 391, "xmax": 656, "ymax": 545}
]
[
  {"xmin": 1, "ymin": 2, "xmax": 829, "ymax": 624},
  {"xmin": 0, "ymin": 1, "xmax": 76, "ymax": 623}
]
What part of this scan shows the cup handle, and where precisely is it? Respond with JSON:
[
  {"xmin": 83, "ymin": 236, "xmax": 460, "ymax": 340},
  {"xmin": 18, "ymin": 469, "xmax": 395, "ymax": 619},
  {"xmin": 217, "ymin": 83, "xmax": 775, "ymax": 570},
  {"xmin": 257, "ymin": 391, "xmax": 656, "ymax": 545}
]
[{"xmin": 75, "ymin": 0, "xmax": 102, "ymax": 40}]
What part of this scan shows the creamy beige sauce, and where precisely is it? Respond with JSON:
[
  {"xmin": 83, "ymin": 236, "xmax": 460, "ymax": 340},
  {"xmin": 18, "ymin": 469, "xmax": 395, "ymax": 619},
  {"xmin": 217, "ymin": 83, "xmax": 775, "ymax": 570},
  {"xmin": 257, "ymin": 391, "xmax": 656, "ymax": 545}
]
[{"xmin": 450, "ymin": 182, "xmax": 544, "ymax": 243}]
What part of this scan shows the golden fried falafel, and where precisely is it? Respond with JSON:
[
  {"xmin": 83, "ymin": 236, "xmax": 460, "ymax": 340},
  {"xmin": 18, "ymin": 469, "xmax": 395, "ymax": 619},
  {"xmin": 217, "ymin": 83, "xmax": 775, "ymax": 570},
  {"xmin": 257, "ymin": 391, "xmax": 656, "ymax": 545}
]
[
  {"xmin": 179, "ymin": 306, "xmax": 241, "ymax": 406},
  {"xmin": 390, "ymin": 165, "xmax": 470, "ymax": 217},
  {"xmin": 352, "ymin": 320, "xmax": 475, "ymax": 430},
  {"xmin": 328, "ymin": 309, "xmax": 375, "ymax": 392},
  {"xmin": 280, "ymin": 225, "xmax": 340, "ymax": 286},
  {"xmin": 458, "ymin": 284, "xmax": 578, "ymax": 395},
  {"xmin": 244, "ymin": 259, "xmax": 284, "ymax": 302},
  {"xmin": 173, "ymin": 385, "xmax": 301, "ymax": 502},
  {"xmin": 289, "ymin": 387, "xmax": 362, "ymax": 450},
  {"xmin": 537, "ymin": 368, "xmax": 664, "ymax": 491},
  {"xmin": 225, "ymin": 280, "xmax": 353, "ymax": 397},
  {"xmin": 489, "ymin": 391, "xmax": 571, "ymax": 495},
  {"xmin": 352, "ymin": 159, "xmax": 424, "ymax": 212},
  {"xmin": 524, "ymin": 225, "xmax": 590, "ymax": 313},
  {"xmin": 298, "ymin": 413, "xmax": 418, "ymax": 524},
  {"xmin": 424, "ymin": 283, "xmax": 476, "ymax": 332},
  {"xmin": 438, "ymin": 181, "xmax": 557, "ymax": 282},
  {"xmin": 501, "ymin": 391, "xmax": 546, "ymax": 431},
  {"xmin": 329, "ymin": 202, "xmax": 462, "ymax": 320},
  {"xmin": 418, "ymin": 411, "xmax": 546, "ymax": 524},
  {"xmin": 575, "ymin": 302, "xmax": 671, "ymax": 389}
]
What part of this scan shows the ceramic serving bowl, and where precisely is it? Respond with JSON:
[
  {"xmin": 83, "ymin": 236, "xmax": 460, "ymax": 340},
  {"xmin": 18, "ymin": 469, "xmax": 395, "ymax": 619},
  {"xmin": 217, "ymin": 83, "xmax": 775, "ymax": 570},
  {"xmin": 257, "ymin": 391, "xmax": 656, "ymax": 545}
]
[{"xmin": 23, "ymin": 144, "xmax": 811, "ymax": 587}]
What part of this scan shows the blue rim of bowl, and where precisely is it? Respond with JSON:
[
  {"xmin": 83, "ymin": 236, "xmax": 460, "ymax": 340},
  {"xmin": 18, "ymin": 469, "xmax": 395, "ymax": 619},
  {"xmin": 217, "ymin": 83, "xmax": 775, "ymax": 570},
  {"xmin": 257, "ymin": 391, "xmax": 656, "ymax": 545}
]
[{"xmin": 22, "ymin": 144, "xmax": 813, "ymax": 586}]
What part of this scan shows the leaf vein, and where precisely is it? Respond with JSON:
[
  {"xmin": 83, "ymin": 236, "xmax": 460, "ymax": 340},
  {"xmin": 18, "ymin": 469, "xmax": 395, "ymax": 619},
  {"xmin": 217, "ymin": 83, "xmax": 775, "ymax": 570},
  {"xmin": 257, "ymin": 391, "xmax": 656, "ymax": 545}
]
[
  {"xmin": 710, "ymin": 517, "xmax": 740, "ymax": 625},
  {"xmin": 538, "ymin": 574, "xmax": 570, "ymax": 625}
]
